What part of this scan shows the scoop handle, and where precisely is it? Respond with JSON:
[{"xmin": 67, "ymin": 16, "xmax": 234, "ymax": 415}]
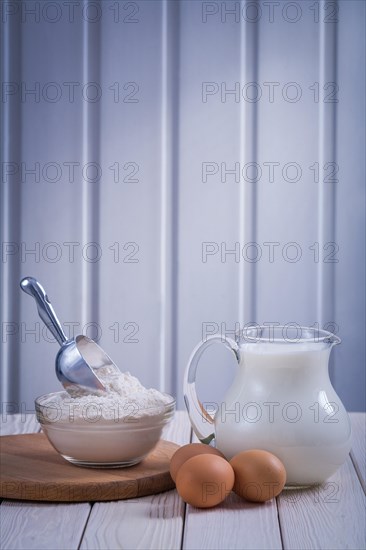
[{"xmin": 20, "ymin": 277, "xmax": 67, "ymax": 346}]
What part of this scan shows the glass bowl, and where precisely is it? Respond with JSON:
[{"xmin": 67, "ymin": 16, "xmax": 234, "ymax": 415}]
[{"xmin": 35, "ymin": 391, "xmax": 176, "ymax": 468}]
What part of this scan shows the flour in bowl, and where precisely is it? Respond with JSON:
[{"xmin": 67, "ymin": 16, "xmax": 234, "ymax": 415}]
[{"xmin": 42, "ymin": 368, "xmax": 173, "ymax": 422}]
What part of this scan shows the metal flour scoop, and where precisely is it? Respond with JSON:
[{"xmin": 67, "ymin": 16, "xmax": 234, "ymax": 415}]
[{"xmin": 20, "ymin": 276, "xmax": 120, "ymax": 396}]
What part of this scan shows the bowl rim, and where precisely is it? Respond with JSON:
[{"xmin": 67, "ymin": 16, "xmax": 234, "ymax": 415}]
[
  {"xmin": 35, "ymin": 390, "xmax": 176, "ymax": 410},
  {"xmin": 35, "ymin": 390, "xmax": 176, "ymax": 425}
]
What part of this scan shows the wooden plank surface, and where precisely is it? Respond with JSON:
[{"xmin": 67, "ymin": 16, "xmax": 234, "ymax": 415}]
[
  {"xmin": 278, "ymin": 456, "xmax": 366, "ymax": 550},
  {"xmin": 183, "ymin": 493, "xmax": 282, "ymax": 550},
  {"xmin": 183, "ymin": 433, "xmax": 282, "ymax": 550},
  {"xmin": 0, "ymin": 415, "xmax": 91, "ymax": 550},
  {"xmin": 350, "ymin": 412, "xmax": 366, "ymax": 492},
  {"xmin": 1, "ymin": 412, "xmax": 365, "ymax": 550},
  {"xmin": 0, "ymin": 502, "xmax": 91, "ymax": 550},
  {"xmin": 80, "ymin": 411, "xmax": 191, "ymax": 550}
]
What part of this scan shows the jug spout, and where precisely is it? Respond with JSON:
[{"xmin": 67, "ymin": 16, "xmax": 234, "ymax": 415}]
[{"xmin": 326, "ymin": 333, "xmax": 341, "ymax": 346}]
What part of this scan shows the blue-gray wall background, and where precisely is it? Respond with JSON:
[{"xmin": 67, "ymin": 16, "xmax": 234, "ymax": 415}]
[{"xmin": 1, "ymin": 0, "xmax": 365, "ymax": 411}]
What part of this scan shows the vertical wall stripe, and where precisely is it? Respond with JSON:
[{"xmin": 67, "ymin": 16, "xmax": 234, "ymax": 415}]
[
  {"xmin": 159, "ymin": 0, "xmax": 179, "ymax": 394},
  {"xmin": 238, "ymin": 9, "xmax": 245, "ymax": 328},
  {"xmin": 0, "ymin": 13, "xmax": 21, "ymax": 404},
  {"xmin": 159, "ymin": 0, "xmax": 170, "ymax": 393},
  {"xmin": 239, "ymin": 2, "xmax": 259, "ymax": 327},
  {"xmin": 81, "ymin": 2, "xmax": 101, "ymax": 334},
  {"xmin": 317, "ymin": 0, "xmax": 338, "ymax": 338}
]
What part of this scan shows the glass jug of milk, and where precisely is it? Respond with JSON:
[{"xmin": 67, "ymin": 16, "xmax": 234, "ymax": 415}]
[{"xmin": 183, "ymin": 326, "xmax": 352, "ymax": 486}]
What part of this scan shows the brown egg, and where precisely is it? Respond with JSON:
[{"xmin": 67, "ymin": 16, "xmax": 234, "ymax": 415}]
[
  {"xmin": 230, "ymin": 450, "xmax": 286, "ymax": 502},
  {"xmin": 176, "ymin": 454, "xmax": 235, "ymax": 508},
  {"xmin": 169, "ymin": 443, "xmax": 225, "ymax": 482}
]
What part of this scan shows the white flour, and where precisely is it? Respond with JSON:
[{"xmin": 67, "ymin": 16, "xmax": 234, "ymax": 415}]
[{"xmin": 43, "ymin": 368, "xmax": 172, "ymax": 422}]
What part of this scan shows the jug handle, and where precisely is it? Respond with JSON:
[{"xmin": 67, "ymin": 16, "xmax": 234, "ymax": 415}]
[{"xmin": 183, "ymin": 335, "xmax": 240, "ymax": 445}]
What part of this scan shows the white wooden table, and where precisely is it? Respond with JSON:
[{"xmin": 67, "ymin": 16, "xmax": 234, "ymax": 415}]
[{"xmin": 1, "ymin": 412, "xmax": 365, "ymax": 550}]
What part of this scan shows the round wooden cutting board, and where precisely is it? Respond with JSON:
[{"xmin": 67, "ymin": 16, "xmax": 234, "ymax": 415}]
[{"xmin": 0, "ymin": 433, "xmax": 179, "ymax": 502}]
